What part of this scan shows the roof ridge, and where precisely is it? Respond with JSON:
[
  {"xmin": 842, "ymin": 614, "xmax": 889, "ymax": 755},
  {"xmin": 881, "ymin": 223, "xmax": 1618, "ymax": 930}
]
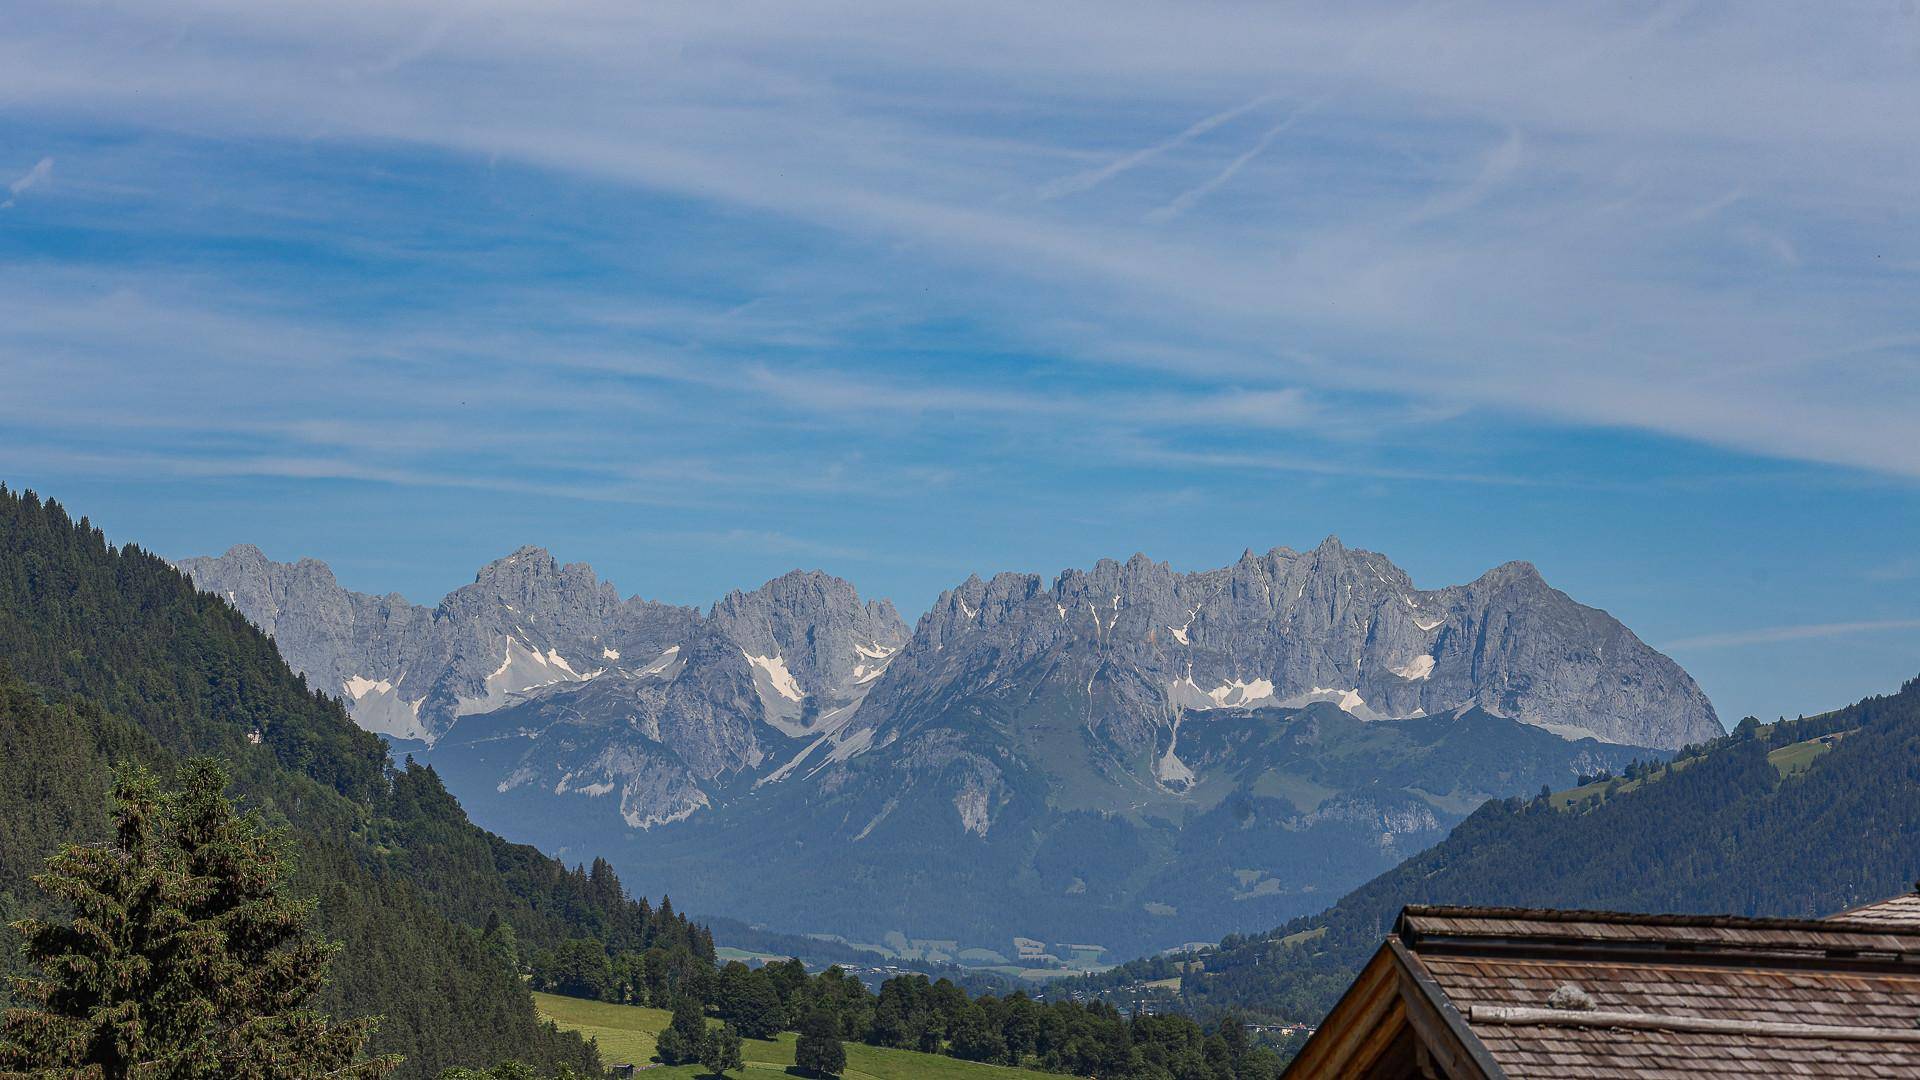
[
  {"xmin": 1401, "ymin": 903, "xmax": 1920, "ymax": 937},
  {"xmin": 1469, "ymin": 1004, "xmax": 1920, "ymax": 1043}
]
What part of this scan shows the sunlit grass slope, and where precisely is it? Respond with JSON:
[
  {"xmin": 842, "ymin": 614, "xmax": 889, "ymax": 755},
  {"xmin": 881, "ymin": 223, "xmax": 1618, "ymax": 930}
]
[{"xmin": 532, "ymin": 992, "xmax": 1067, "ymax": 1079}]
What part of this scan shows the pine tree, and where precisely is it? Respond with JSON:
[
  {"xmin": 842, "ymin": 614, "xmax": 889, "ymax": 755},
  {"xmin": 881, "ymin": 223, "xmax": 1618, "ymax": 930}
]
[
  {"xmin": 0, "ymin": 759, "xmax": 398, "ymax": 1079},
  {"xmin": 698, "ymin": 1023, "xmax": 743, "ymax": 1078}
]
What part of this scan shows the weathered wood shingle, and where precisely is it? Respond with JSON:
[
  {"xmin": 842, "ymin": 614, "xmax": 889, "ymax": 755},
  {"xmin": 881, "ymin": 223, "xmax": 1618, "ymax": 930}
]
[
  {"xmin": 1286, "ymin": 894, "xmax": 1920, "ymax": 1078},
  {"xmin": 1403, "ymin": 903, "xmax": 1920, "ymax": 1078},
  {"xmin": 1834, "ymin": 893, "xmax": 1920, "ymax": 927}
]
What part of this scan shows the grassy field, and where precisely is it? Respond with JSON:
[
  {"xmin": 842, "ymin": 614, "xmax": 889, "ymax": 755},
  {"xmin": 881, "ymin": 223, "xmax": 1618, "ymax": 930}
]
[
  {"xmin": 532, "ymin": 992, "xmax": 1067, "ymax": 1079},
  {"xmin": 715, "ymin": 946, "xmax": 794, "ymax": 967},
  {"xmin": 1276, "ymin": 926, "xmax": 1327, "ymax": 949},
  {"xmin": 1546, "ymin": 726, "xmax": 1858, "ymax": 812},
  {"xmin": 1767, "ymin": 730, "xmax": 1854, "ymax": 777},
  {"xmin": 1548, "ymin": 755, "xmax": 1699, "ymax": 810}
]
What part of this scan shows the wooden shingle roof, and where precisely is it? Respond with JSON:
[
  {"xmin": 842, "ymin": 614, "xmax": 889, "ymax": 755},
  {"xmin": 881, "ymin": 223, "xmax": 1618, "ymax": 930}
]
[
  {"xmin": 1833, "ymin": 892, "xmax": 1920, "ymax": 927},
  {"xmin": 1285, "ymin": 896, "xmax": 1920, "ymax": 1079}
]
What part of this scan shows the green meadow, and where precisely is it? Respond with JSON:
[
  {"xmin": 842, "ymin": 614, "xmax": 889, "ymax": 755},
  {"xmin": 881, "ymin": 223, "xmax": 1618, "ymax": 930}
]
[{"xmin": 532, "ymin": 992, "xmax": 1068, "ymax": 1080}]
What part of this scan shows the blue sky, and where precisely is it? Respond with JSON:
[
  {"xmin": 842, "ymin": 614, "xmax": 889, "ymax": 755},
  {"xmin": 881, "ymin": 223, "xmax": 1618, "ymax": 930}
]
[{"xmin": 2, "ymin": 1, "xmax": 1917, "ymax": 726}]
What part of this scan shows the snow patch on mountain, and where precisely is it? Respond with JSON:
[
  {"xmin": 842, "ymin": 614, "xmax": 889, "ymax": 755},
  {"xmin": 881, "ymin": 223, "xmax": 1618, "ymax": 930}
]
[
  {"xmin": 746, "ymin": 652, "xmax": 803, "ymax": 701},
  {"xmin": 458, "ymin": 635, "xmax": 599, "ymax": 718},
  {"xmin": 744, "ymin": 651, "xmax": 811, "ymax": 732},
  {"xmin": 340, "ymin": 674, "xmax": 428, "ymax": 742},
  {"xmin": 759, "ymin": 701, "xmax": 869, "ymax": 786},
  {"xmin": 1301, "ymin": 686, "xmax": 1372, "ymax": 716},
  {"xmin": 1207, "ymin": 678, "xmax": 1276, "ymax": 709},
  {"xmin": 1392, "ymin": 655, "xmax": 1436, "ymax": 680},
  {"xmin": 343, "ymin": 675, "xmax": 392, "ymax": 699},
  {"xmin": 637, "ymin": 645, "xmax": 682, "ymax": 678}
]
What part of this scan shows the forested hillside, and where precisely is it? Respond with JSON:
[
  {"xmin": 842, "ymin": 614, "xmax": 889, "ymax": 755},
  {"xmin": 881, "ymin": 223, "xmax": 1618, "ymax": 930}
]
[
  {"xmin": 0, "ymin": 487, "xmax": 717, "ymax": 1077},
  {"xmin": 1083, "ymin": 675, "xmax": 1920, "ymax": 1024}
]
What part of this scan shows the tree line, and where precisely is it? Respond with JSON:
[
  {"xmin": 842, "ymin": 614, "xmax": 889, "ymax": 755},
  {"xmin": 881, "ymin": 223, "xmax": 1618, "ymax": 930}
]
[
  {"xmin": 0, "ymin": 748, "xmax": 1282, "ymax": 1080},
  {"xmin": 584, "ymin": 947, "xmax": 1286, "ymax": 1079}
]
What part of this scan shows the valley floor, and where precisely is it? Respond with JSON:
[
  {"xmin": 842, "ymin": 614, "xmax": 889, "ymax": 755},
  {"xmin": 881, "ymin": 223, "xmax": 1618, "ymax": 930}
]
[{"xmin": 531, "ymin": 993, "xmax": 1067, "ymax": 1080}]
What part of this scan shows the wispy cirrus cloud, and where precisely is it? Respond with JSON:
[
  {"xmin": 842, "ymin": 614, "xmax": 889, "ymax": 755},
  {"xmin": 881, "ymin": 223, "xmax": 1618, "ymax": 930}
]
[
  {"xmin": 1866, "ymin": 557, "xmax": 1920, "ymax": 583},
  {"xmin": 1037, "ymin": 91, "xmax": 1279, "ymax": 202},
  {"xmin": 1148, "ymin": 95, "xmax": 1328, "ymax": 222},
  {"xmin": 1, "ymin": 2, "xmax": 1917, "ymax": 480},
  {"xmin": 3, "ymin": 156, "xmax": 52, "ymax": 208},
  {"xmin": 2, "ymin": 1, "xmax": 1919, "ymax": 726},
  {"xmin": 1665, "ymin": 620, "xmax": 1920, "ymax": 651}
]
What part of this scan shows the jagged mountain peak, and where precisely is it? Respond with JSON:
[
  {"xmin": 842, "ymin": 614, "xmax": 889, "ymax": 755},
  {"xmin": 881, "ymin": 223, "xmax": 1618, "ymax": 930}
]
[
  {"xmin": 219, "ymin": 541, "xmax": 271, "ymax": 563},
  {"xmin": 447, "ymin": 548, "xmax": 622, "ymax": 637},
  {"xmin": 710, "ymin": 567, "xmax": 860, "ymax": 617},
  {"xmin": 203, "ymin": 542, "xmax": 340, "ymax": 585},
  {"xmin": 1473, "ymin": 558, "xmax": 1547, "ymax": 587},
  {"xmin": 708, "ymin": 567, "xmax": 909, "ymax": 705},
  {"xmin": 182, "ymin": 544, "xmax": 906, "ymax": 749},
  {"xmin": 468, "ymin": 544, "xmax": 592, "ymax": 589},
  {"xmin": 863, "ymin": 541, "xmax": 1718, "ymax": 752}
]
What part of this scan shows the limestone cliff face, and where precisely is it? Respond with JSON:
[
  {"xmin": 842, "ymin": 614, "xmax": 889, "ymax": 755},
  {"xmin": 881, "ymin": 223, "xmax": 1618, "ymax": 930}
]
[
  {"xmin": 854, "ymin": 536, "xmax": 1718, "ymax": 767},
  {"xmin": 178, "ymin": 546, "xmax": 904, "ymax": 750}
]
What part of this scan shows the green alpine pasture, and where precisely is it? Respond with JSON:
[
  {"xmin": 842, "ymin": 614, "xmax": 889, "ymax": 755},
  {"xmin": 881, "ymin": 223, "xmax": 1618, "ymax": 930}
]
[{"xmin": 532, "ymin": 992, "xmax": 1065, "ymax": 1079}]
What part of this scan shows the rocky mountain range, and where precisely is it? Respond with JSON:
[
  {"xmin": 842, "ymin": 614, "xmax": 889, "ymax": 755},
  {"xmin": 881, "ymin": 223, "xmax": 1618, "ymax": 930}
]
[{"xmin": 179, "ymin": 537, "xmax": 1718, "ymax": 955}]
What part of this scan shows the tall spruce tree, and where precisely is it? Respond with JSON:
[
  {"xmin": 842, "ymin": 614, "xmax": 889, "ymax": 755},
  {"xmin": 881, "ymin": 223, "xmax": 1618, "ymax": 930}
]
[{"xmin": 0, "ymin": 760, "xmax": 397, "ymax": 1079}]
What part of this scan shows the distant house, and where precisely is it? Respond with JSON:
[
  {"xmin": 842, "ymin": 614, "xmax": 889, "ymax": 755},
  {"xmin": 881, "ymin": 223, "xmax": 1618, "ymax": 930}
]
[{"xmin": 1285, "ymin": 891, "xmax": 1920, "ymax": 1077}]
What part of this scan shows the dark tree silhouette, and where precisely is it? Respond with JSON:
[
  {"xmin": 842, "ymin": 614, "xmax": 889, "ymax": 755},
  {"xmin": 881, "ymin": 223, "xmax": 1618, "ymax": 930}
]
[{"xmin": 0, "ymin": 760, "xmax": 398, "ymax": 1079}]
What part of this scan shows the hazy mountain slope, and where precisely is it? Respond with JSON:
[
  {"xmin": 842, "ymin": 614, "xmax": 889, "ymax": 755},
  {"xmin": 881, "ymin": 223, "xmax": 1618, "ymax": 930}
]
[
  {"xmin": 1084, "ymin": 675, "xmax": 1920, "ymax": 1023},
  {"xmin": 432, "ymin": 697, "xmax": 1650, "ymax": 956}
]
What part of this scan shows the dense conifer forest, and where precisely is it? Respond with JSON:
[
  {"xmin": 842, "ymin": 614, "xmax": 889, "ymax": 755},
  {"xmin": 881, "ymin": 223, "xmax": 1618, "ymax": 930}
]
[{"xmin": 1078, "ymin": 673, "xmax": 1920, "ymax": 1026}]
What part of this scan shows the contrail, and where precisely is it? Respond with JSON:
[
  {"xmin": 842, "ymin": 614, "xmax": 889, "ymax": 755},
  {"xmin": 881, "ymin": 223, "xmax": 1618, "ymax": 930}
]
[
  {"xmin": 1148, "ymin": 95, "xmax": 1327, "ymax": 221},
  {"xmin": 1038, "ymin": 92, "xmax": 1276, "ymax": 201}
]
